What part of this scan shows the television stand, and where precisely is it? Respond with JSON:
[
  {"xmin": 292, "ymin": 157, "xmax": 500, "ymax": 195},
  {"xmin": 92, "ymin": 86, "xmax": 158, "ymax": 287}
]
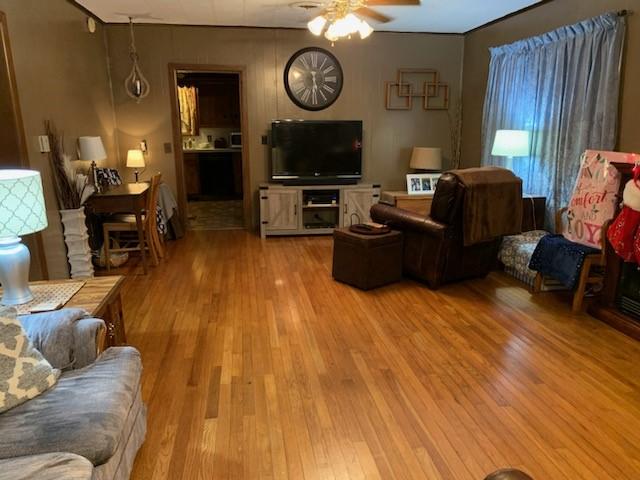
[
  {"xmin": 259, "ymin": 183, "xmax": 381, "ymax": 238},
  {"xmin": 282, "ymin": 178, "xmax": 358, "ymax": 186}
]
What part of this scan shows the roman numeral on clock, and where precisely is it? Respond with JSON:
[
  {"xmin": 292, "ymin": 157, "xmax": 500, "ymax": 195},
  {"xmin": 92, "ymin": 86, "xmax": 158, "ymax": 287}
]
[
  {"xmin": 323, "ymin": 65, "xmax": 334, "ymax": 74},
  {"xmin": 322, "ymin": 84, "xmax": 335, "ymax": 94}
]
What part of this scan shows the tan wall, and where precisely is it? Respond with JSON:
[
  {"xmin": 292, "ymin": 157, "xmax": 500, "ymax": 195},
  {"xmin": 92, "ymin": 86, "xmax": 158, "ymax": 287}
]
[
  {"xmin": 105, "ymin": 25, "xmax": 464, "ymax": 226},
  {"xmin": 461, "ymin": 0, "xmax": 640, "ymax": 167},
  {"xmin": 0, "ymin": 0, "xmax": 118, "ymax": 279}
]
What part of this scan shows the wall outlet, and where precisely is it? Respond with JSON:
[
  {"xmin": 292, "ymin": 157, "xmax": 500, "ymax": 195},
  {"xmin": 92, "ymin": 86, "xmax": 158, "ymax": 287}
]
[
  {"xmin": 261, "ymin": 135, "xmax": 268, "ymax": 145},
  {"xmin": 38, "ymin": 135, "xmax": 50, "ymax": 153},
  {"xmin": 163, "ymin": 142, "xmax": 172, "ymax": 154}
]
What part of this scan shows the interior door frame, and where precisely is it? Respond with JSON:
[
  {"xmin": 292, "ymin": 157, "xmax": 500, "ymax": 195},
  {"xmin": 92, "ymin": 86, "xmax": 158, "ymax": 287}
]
[
  {"xmin": 168, "ymin": 63, "xmax": 251, "ymax": 230},
  {"xmin": 0, "ymin": 11, "xmax": 48, "ymax": 279}
]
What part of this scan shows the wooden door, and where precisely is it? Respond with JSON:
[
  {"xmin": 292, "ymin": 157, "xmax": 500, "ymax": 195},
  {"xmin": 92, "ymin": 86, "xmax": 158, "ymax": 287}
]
[
  {"xmin": 265, "ymin": 190, "xmax": 299, "ymax": 231},
  {"xmin": 344, "ymin": 189, "xmax": 376, "ymax": 226}
]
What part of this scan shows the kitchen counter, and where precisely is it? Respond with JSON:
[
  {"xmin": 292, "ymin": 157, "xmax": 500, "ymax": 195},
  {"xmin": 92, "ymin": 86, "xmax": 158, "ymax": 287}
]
[{"xmin": 183, "ymin": 148, "xmax": 241, "ymax": 153}]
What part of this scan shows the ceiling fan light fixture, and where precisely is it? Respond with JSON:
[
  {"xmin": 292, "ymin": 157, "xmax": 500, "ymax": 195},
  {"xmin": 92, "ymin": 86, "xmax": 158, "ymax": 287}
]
[
  {"xmin": 311, "ymin": 0, "xmax": 380, "ymax": 43},
  {"xmin": 359, "ymin": 20, "xmax": 373, "ymax": 39},
  {"xmin": 307, "ymin": 15, "xmax": 327, "ymax": 35}
]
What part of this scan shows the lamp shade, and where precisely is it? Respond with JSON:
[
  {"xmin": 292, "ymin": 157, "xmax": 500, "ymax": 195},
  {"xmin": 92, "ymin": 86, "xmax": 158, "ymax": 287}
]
[
  {"xmin": 126, "ymin": 149, "xmax": 145, "ymax": 168},
  {"xmin": 78, "ymin": 136, "xmax": 107, "ymax": 161},
  {"xmin": 410, "ymin": 147, "xmax": 442, "ymax": 171},
  {"xmin": 491, "ymin": 130, "xmax": 530, "ymax": 157},
  {"xmin": 0, "ymin": 170, "xmax": 47, "ymax": 238}
]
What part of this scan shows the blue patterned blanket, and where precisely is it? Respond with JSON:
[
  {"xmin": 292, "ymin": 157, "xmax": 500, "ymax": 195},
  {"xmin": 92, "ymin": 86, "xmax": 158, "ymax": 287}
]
[{"xmin": 528, "ymin": 234, "xmax": 599, "ymax": 290}]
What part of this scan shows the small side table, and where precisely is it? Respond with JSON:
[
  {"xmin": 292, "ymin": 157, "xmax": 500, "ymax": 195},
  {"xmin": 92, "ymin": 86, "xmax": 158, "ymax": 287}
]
[
  {"xmin": 380, "ymin": 191, "xmax": 434, "ymax": 217},
  {"xmin": 332, "ymin": 228, "xmax": 403, "ymax": 290},
  {"xmin": 29, "ymin": 276, "xmax": 126, "ymax": 348}
]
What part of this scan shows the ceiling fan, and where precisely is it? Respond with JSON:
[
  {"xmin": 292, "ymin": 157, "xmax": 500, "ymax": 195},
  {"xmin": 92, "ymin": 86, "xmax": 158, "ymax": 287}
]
[{"xmin": 307, "ymin": 0, "xmax": 421, "ymax": 42}]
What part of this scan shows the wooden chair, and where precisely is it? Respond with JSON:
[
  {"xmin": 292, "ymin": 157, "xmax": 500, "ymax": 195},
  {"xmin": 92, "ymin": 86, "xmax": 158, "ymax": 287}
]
[
  {"xmin": 103, "ymin": 173, "xmax": 163, "ymax": 273},
  {"xmin": 533, "ymin": 207, "xmax": 608, "ymax": 313}
]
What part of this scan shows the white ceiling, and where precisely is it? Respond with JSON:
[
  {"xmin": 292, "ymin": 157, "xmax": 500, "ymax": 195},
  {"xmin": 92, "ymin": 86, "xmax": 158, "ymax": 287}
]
[{"xmin": 77, "ymin": 0, "xmax": 542, "ymax": 34}]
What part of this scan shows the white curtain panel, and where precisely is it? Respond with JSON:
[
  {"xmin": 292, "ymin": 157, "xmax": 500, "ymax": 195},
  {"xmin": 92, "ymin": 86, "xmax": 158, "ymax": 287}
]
[{"xmin": 481, "ymin": 12, "xmax": 626, "ymax": 229}]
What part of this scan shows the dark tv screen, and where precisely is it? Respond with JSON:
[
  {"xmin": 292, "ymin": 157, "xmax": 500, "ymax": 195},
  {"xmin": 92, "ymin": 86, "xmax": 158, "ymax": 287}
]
[{"xmin": 271, "ymin": 120, "xmax": 362, "ymax": 181}]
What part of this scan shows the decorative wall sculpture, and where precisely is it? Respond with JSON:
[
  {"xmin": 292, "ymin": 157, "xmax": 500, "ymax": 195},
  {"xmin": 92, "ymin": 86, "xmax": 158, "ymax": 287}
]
[{"xmin": 385, "ymin": 69, "xmax": 449, "ymax": 111}]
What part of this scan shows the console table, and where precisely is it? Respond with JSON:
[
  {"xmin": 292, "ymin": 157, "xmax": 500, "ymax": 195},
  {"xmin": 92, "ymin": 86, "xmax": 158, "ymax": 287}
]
[
  {"xmin": 381, "ymin": 191, "xmax": 546, "ymax": 231},
  {"xmin": 380, "ymin": 191, "xmax": 433, "ymax": 217}
]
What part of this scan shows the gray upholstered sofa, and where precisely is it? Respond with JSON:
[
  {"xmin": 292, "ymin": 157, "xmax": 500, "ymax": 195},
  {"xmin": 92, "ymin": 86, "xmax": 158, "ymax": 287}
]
[{"xmin": 0, "ymin": 308, "xmax": 146, "ymax": 480}]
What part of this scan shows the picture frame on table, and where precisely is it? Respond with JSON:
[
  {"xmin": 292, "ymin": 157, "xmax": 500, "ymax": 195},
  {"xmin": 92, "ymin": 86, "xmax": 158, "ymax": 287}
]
[{"xmin": 406, "ymin": 173, "xmax": 441, "ymax": 195}]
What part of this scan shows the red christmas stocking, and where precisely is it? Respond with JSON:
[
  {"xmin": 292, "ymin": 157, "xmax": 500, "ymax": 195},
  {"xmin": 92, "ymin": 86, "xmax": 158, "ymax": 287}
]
[{"xmin": 608, "ymin": 177, "xmax": 640, "ymax": 262}]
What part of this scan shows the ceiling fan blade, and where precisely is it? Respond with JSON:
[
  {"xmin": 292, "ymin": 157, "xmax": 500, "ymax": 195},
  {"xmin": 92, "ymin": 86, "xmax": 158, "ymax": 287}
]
[
  {"xmin": 356, "ymin": 7, "xmax": 393, "ymax": 23},
  {"xmin": 366, "ymin": 0, "xmax": 420, "ymax": 6}
]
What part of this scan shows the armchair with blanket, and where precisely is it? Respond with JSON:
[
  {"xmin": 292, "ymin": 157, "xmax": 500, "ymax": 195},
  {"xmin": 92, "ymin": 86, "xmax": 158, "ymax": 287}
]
[
  {"xmin": 0, "ymin": 308, "xmax": 146, "ymax": 480},
  {"xmin": 371, "ymin": 167, "xmax": 523, "ymax": 288}
]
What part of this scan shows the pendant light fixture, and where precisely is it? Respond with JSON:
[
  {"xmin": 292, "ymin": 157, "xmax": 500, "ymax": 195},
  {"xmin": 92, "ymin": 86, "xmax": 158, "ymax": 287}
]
[{"xmin": 124, "ymin": 17, "xmax": 150, "ymax": 102}]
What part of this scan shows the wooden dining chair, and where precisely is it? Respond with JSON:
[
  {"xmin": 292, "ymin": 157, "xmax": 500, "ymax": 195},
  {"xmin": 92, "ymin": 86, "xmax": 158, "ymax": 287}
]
[
  {"xmin": 533, "ymin": 207, "xmax": 608, "ymax": 313},
  {"xmin": 103, "ymin": 173, "xmax": 163, "ymax": 273}
]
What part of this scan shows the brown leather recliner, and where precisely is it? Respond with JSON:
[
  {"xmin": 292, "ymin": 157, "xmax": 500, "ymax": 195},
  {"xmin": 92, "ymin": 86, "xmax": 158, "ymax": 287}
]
[{"xmin": 371, "ymin": 170, "xmax": 522, "ymax": 289}]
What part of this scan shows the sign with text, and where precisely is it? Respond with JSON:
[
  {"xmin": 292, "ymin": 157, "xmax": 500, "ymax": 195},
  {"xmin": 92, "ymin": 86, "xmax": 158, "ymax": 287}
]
[{"xmin": 564, "ymin": 150, "xmax": 635, "ymax": 249}]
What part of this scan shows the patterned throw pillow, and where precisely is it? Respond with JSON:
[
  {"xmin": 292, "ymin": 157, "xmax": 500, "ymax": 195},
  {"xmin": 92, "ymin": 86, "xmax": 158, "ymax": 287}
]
[{"xmin": 0, "ymin": 307, "xmax": 60, "ymax": 413}]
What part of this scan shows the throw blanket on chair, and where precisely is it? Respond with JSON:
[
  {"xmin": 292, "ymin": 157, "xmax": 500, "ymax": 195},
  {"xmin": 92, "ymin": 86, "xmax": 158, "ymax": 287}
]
[
  {"xmin": 528, "ymin": 234, "xmax": 599, "ymax": 290},
  {"xmin": 450, "ymin": 167, "xmax": 523, "ymax": 246}
]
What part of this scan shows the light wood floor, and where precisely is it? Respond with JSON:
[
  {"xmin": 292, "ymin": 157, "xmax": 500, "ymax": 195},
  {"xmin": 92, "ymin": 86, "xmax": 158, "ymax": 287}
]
[{"xmin": 124, "ymin": 230, "xmax": 640, "ymax": 479}]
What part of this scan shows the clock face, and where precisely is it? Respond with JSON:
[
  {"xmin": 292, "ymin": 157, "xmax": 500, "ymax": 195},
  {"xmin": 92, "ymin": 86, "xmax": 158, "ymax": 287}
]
[{"xmin": 284, "ymin": 47, "xmax": 343, "ymax": 111}]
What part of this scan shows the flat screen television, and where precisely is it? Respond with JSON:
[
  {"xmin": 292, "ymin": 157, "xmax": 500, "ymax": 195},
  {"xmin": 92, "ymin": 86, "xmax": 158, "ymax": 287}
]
[{"xmin": 271, "ymin": 120, "xmax": 362, "ymax": 184}]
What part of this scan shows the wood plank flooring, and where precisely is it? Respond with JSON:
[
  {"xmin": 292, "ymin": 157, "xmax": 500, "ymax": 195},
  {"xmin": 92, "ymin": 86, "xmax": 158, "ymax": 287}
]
[{"xmin": 123, "ymin": 230, "xmax": 640, "ymax": 479}]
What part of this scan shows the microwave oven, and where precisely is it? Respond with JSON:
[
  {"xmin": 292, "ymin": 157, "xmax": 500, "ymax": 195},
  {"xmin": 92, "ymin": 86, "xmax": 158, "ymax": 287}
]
[{"xmin": 229, "ymin": 132, "xmax": 242, "ymax": 148}]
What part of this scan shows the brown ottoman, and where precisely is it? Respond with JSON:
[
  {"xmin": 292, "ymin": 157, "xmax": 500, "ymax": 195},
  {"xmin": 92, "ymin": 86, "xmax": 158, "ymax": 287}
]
[{"xmin": 332, "ymin": 227, "xmax": 403, "ymax": 290}]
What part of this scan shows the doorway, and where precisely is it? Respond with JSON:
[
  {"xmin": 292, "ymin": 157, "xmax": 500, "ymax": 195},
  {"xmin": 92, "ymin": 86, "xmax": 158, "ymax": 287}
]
[{"xmin": 169, "ymin": 65, "xmax": 250, "ymax": 231}]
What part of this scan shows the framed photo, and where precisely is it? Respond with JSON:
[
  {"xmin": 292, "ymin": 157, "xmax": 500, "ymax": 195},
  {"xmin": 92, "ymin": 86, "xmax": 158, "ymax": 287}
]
[{"xmin": 406, "ymin": 173, "xmax": 441, "ymax": 195}]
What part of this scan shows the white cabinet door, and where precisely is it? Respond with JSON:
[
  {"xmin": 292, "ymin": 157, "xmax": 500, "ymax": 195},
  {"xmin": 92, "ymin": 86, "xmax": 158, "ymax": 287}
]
[
  {"xmin": 264, "ymin": 190, "xmax": 299, "ymax": 232},
  {"xmin": 343, "ymin": 189, "xmax": 377, "ymax": 226}
]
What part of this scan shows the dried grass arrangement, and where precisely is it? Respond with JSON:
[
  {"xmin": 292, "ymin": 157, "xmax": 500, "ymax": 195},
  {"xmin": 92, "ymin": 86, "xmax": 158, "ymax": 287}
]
[{"xmin": 45, "ymin": 120, "xmax": 92, "ymax": 209}]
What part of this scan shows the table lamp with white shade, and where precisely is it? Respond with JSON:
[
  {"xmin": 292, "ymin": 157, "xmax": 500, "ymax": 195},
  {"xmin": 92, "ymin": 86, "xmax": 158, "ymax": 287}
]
[
  {"xmin": 78, "ymin": 136, "xmax": 107, "ymax": 162},
  {"xmin": 78, "ymin": 136, "xmax": 107, "ymax": 188},
  {"xmin": 491, "ymin": 130, "xmax": 530, "ymax": 160},
  {"xmin": 0, "ymin": 170, "xmax": 48, "ymax": 305},
  {"xmin": 126, "ymin": 149, "xmax": 145, "ymax": 183},
  {"xmin": 410, "ymin": 147, "xmax": 442, "ymax": 172}
]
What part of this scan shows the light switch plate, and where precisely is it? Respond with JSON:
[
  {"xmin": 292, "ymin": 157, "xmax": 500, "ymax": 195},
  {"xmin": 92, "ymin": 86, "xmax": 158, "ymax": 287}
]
[{"xmin": 38, "ymin": 135, "xmax": 50, "ymax": 153}]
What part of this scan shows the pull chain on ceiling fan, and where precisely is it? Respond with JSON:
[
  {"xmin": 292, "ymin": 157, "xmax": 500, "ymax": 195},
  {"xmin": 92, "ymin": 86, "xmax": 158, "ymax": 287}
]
[{"xmin": 307, "ymin": 0, "xmax": 420, "ymax": 43}]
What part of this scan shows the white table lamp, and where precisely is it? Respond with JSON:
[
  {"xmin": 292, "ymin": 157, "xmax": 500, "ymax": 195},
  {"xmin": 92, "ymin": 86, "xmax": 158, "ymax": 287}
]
[
  {"xmin": 78, "ymin": 136, "xmax": 107, "ymax": 189},
  {"xmin": 126, "ymin": 149, "xmax": 145, "ymax": 183},
  {"xmin": 78, "ymin": 136, "xmax": 107, "ymax": 162},
  {"xmin": 491, "ymin": 130, "xmax": 530, "ymax": 158},
  {"xmin": 410, "ymin": 147, "xmax": 442, "ymax": 172},
  {"xmin": 0, "ymin": 170, "xmax": 48, "ymax": 305}
]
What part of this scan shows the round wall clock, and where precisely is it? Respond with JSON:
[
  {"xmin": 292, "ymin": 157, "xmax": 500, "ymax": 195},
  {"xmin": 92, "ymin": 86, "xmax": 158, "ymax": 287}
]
[{"xmin": 284, "ymin": 47, "xmax": 343, "ymax": 111}]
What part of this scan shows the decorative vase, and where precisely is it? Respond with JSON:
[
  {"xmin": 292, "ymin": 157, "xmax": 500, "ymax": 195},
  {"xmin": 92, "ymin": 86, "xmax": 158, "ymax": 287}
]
[{"xmin": 59, "ymin": 207, "xmax": 94, "ymax": 279}]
